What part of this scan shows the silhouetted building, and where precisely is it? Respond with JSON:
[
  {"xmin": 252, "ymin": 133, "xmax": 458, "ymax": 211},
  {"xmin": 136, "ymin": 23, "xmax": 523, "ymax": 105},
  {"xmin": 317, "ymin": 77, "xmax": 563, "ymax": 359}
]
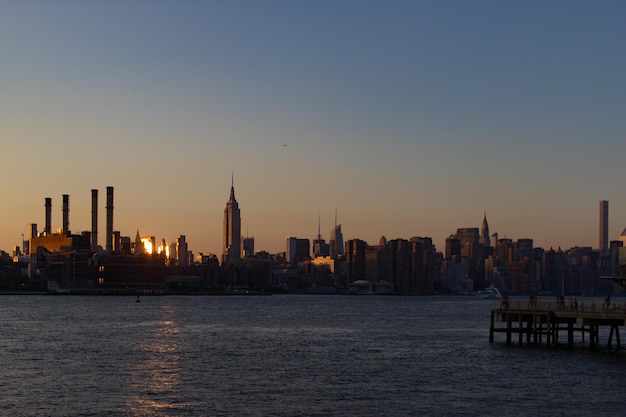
[
  {"xmin": 242, "ymin": 236, "xmax": 255, "ymax": 258},
  {"xmin": 329, "ymin": 224, "xmax": 345, "ymax": 258},
  {"xmin": 410, "ymin": 236, "xmax": 435, "ymax": 294},
  {"xmin": 365, "ymin": 243, "xmax": 389, "ymax": 283},
  {"xmin": 610, "ymin": 240, "xmax": 624, "ymax": 276},
  {"xmin": 286, "ymin": 237, "xmax": 310, "ymax": 265},
  {"xmin": 600, "ymin": 200, "xmax": 609, "ymax": 256},
  {"xmin": 514, "ymin": 239, "xmax": 534, "ymax": 261},
  {"xmin": 31, "ymin": 233, "xmax": 91, "ymax": 254},
  {"xmin": 97, "ymin": 254, "xmax": 166, "ymax": 291},
  {"xmin": 286, "ymin": 237, "xmax": 297, "ymax": 265},
  {"xmin": 542, "ymin": 248, "xmax": 568, "ymax": 294},
  {"xmin": 445, "ymin": 236, "xmax": 461, "ymax": 261},
  {"xmin": 455, "ymin": 228, "xmax": 480, "ymax": 247},
  {"xmin": 479, "ymin": 213, "xmax": 490, "ymax": 247},
  {"xmin": 345, "ymin": 239, "xmax": 367, "ymax": 283},
  {"xmin": 389, "ymin": 238, "xmax": 411, "ymax": 292},
  {"xmin": 313, "ymin": 238, "xmax": 329, "ymax": 257},
  {"xmin": 222, "ymin": 177, "xmax": 241, "ymax": 263},
  {"xmin": 176, "ymin": 235, "xmax": 188, "ymax": 266}
]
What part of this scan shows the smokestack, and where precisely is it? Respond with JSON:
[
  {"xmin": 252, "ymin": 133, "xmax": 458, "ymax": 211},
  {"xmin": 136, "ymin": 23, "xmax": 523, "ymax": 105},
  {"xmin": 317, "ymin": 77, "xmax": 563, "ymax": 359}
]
[
  {"xmin": 31, "ymin": 223, "xmax": 37, "ymax": 239},
  {"xmin": 44, "ymin": 198, "xmax": 52, "ymax": 235},
  {"xmin": 62, "ymin": 194, "xmax": 69, "ymax": 235},
  {"xmin": 106, "ymin": 186, "xmax": 113, "ymax": 252},
  {"xmin": 91, "ymin": 189, "xmax": 98, "ymax": 252}
]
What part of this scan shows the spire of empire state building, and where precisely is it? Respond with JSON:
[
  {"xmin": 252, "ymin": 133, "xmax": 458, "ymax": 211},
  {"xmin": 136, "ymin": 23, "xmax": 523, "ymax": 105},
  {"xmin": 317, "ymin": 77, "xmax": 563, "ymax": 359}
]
[{"xmin": 480, "ymin": 211, "xmax": 490, "ymax": 247}]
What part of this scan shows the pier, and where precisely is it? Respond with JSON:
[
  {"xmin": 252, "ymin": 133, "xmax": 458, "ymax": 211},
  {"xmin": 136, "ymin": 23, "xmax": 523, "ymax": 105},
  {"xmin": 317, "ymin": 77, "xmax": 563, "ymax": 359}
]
[{"xmin": 489, "ymin": 298, "xmax": 626, "ymax": 351}]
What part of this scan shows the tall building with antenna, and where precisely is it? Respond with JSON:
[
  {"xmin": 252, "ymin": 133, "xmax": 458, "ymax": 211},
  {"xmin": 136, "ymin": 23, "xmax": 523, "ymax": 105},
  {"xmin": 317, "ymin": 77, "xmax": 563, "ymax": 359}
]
[
  {"xmin": 600, "ymin": 200, "xmax": 608, "ymax": 255},
  {"xmin": 329, "ymin": 209, "xmax": 345, "ymax": 258},
  {"xmin": 223, "ymin": 175, "xmax": 241, "ymax": 263},
  {"xmin": 479, "ymin": 212, "xmax": 490, "ymax": 247},
  {"xmin": 313, "ymin": 214, "xmax": 329, "ymax": 257}
]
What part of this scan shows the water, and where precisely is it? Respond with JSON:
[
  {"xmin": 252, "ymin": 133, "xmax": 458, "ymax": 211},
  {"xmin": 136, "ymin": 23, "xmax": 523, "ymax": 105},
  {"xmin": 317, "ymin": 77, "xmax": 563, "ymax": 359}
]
[{"xmin": 1, "ymin": 295, "xmax": 625, "ymax": 416}]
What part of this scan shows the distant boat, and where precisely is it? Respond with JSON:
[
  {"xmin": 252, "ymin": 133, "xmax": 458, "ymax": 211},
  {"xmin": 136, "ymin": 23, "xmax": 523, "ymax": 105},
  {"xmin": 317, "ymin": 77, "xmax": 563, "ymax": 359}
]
[
  {"xmin": 478, "ymin": 285, "xmax": 502, "ymax": 299},
  {"xmin": 136, "ymin": 295, "xmax": 141, "ymax": 303}
]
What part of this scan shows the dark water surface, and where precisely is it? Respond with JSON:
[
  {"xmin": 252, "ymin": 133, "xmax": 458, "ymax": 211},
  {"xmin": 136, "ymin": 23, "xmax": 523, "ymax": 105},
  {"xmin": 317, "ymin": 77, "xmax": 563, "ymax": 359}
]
[{"xmin": 1, "ymin": 295, "xmax": 625, "ymax": 416}]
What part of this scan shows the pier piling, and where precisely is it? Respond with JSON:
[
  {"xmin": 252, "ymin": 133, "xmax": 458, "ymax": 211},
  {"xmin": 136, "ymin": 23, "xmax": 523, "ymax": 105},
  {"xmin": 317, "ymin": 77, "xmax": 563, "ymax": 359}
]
[{"xmin": 489, "ymin": 299, "xmax": 626, "ymax": 351}]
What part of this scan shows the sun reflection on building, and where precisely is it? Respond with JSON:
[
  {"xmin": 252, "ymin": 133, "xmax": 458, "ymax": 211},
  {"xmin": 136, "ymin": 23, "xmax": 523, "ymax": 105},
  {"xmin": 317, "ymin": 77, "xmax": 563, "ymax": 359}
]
[
  {"xmin": 140, "ymin": 237, "xmax": 153, "ymax": 254},
  {"xmin": 138, "ymin": 236, "xmax": 170, "ymax": 259}
]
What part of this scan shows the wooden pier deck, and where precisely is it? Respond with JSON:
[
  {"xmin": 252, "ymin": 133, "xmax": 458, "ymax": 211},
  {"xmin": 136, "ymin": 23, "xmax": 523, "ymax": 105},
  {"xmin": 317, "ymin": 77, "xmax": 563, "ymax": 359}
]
[{"xmin": 490, "ymin": 299, "xmax": 626, "ymax": 350}]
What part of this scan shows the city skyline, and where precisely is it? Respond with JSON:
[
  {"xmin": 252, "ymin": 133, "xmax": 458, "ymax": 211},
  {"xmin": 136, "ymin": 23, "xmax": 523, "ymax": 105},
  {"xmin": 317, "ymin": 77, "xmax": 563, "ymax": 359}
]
[
  {"xmin": 1, "ymin": 1, "xmax": 625, "ymax": 255},
  {"xmin": 2, "ymin": 183, "xmax": 624, "ymax": 258}
]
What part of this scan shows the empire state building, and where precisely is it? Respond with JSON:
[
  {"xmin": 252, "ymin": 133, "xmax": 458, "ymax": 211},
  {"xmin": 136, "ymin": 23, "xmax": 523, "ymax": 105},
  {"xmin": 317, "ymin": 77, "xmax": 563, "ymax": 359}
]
[{"xmin": 223, "ymin": 178, "xmax": 241, "ymax": 263}]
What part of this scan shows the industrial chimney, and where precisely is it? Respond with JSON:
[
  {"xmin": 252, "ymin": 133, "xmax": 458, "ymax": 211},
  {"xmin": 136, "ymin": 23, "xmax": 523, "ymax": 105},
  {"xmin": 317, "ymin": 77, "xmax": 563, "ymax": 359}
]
[
  {"xmin": 106, "ymin": 186, "xmax": 114, "ymax": 252},
  {"xmin": 91, "ymin": 189, "xmax": 98, "ymax": 252},
  {"xmin": 44, "ymin": 198, "xmax": 52, "ymax": 235},
  {"xmin": 62, "ymin": 194, "xmax": 69, "ymax": 235}
]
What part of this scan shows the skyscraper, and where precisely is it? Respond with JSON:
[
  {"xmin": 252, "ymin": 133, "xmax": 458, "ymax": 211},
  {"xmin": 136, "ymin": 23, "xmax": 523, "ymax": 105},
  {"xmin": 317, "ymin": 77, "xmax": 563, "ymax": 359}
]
[
  {"xmin": 223, "ymin": 177, "xmax": 241, "ymax": 263},
  {"xmin": 329, "ymin": 209, "xmax": 345, "ymax": 258},
  {"xmin": 329, "ymin": 224, "xmax": 344, "ymax": 258},
  {"xmin": 479, "ymin": 212, "xmax": 490, "ymax": 247},
  {"xmin": 177, "ymin": 235, "xmax": 188, "ymax": 266},
  {"xmin": 242, "ymin": 236, "xmax": 255, "ymax": 258},
  {"xmin": 286, "ymin": 236, "xmax": 297, "ymax": 265},
  {"xmin": 600, "ymin": 200, "xmax": 608, "ymax": 255}
]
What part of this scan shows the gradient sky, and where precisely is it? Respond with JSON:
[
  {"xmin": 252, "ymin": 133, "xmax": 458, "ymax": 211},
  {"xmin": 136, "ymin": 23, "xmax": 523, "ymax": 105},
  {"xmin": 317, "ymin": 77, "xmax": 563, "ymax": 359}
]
[{"xmin": 1, "ymin": 1, "xmax": 625, "ymax": 256}]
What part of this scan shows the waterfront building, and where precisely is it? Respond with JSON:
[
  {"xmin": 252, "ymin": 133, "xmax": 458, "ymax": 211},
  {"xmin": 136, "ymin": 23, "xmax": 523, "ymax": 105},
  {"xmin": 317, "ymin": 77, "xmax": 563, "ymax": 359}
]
[
  {"xmin": 345, "ymin": 238, "xmax": 367, "ymax": 283},
  {"xmin": 365, "ymin": 242, "xmax": 389, "ymax": 283},
  {"xmin": 222, "ymin": 177, "xmax": 241, "ymax": 264},
  {"xmin": 388, "ymin": 238, "xmax": 411, "ymax": 292},
  {"xmin": 410, "ymin": 236, "xmax": 435, "ymax": 294}
]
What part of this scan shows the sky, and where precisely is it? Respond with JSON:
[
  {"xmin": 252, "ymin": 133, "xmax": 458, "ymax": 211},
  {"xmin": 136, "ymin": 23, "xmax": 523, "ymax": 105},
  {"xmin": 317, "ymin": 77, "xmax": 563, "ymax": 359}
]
[{"xmin": 1, "ymin": 0, "xmax": 625, "ymax": 256}]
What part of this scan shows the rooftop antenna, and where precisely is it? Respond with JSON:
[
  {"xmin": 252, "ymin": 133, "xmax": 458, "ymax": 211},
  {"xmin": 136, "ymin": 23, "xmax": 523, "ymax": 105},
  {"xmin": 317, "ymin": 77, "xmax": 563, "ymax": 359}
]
[{"xmin": 317, "ymin": 212, "xmax": 322, "ymax": 241}]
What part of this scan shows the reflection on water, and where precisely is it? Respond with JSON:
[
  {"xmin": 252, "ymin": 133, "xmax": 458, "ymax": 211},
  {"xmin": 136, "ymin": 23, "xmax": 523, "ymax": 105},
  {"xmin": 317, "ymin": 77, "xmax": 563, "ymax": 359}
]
[
  {"xmin": 2, "ymin": 295, "xmax": 626, "ymax": 416},
  {"xmin": 126, "ymin": 304, "xmax": 187, "ymax": 416}
]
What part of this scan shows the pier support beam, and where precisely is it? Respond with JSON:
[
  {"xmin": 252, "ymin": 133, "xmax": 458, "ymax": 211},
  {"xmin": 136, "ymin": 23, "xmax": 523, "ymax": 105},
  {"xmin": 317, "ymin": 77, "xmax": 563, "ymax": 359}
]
[{"xmin": 608, "ymin": 325, "xmax": 621, "ymax": 350}]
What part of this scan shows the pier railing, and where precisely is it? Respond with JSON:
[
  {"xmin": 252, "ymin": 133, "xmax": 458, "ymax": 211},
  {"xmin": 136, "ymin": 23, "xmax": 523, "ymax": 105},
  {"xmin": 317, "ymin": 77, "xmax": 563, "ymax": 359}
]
[
  {"xmin": 491, "ymin": 298, "xmax": 626, "ymax": 350},
  {"xmin": 499, "ymin": 299, "xmax": 626, "ymax": 314}
]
